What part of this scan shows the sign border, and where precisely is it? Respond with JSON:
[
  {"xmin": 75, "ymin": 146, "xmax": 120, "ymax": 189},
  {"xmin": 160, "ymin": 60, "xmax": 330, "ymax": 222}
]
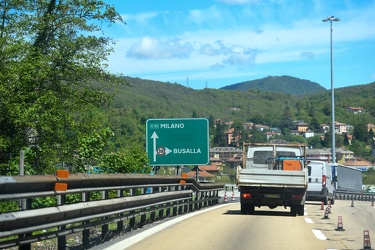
[{"xmin": 146, "ymin": 118, "xmax": 209, "ymax": 166}]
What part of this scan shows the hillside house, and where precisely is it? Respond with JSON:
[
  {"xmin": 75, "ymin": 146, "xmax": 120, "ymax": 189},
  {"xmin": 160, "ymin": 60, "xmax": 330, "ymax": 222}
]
[
  {"xmin": 306, "ymin": 148, "xmax": 355, "ymax": 164},
  {"xmin": 244, "ymin": 122, "xmax": 253, "ymax": 130},
  {"xmin": 255, "ymin": 124, "xmax": 269, "ymax": 131},
  {"xmin": 347, "ymin": 107, "xmax": 364, "ymax": 114},
  {"xmin": 297, "ymin": 122, "xmax": 309, "ymax": 132},
  {"xmin": 210, "ymin": 147, "xmax": 242, "ymax": 161},
  {"xmin": 344, "ymin": 159, "xmax": 374, "ymax": 172},
  {"xmin": 304, "ymin": 130, "xmax": 314, "ymax": 138},
  {"xmin": 197, "ymin": 164, "xmax": 222, "ymax": 174},
  {"xmin": 320, "ymin": 122, "xmax": 347, "ymax": 134},
  {"xmin": 225, "ymin": 154, "xmax": 242, "ymax": 168},
  {"xmin": 335, "ymin": 122, "xmax": 347, "ymax": 134},
  {"xmin": 368, "ymin": 123, "xmax": 375, "ymax": 132},
  {"xmin": 265, "ymin": 131, "xmax": 281, "ymax": 140},
  {"xmin": 187, "ymin": 170, "xmax": 215, "ymax": 182}
]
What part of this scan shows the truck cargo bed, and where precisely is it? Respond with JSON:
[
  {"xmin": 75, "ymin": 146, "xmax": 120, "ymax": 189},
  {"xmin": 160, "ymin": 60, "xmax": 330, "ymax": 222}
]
[{"xmin": 237, "ymin": 169, "xmax": 307, "ymax": 188}]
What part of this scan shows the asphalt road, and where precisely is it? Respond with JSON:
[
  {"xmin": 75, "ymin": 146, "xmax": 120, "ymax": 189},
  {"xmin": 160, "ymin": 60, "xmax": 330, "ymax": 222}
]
[{"xmin": 102, "ymin": 199, "xmax": 375, "ymax": 250}]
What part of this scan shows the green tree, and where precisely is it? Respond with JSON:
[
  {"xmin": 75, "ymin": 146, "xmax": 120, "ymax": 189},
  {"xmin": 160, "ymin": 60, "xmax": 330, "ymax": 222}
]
[
  {"xmin": 230, "ymin": 121, "xmax": 244, "ymax": 147},
  {"xmin": 353, "ymin": 122, "xmax": 368, "ymax": 142},
  {"xmin": 309, "ymin": 116, "xmax": 320, "ymax": 132},
  {"xmin": 307, "ymin": 135, "xmax": 323, "ymax": 149},
  {"xmin": 101, "ymin": 143, "xmax": 151, "ymax": 174},
  {"xmin": 212, "ymin": 120, "xmax": 228, "ymax": 147},
  {"xmin": 249, "ymin": 126, "xmax": 266, "ymax": 143},
  {"xmin": 0, "ymin": 1, "xmax": 125, "ymax": 173},
  {"xmin": 280, "ymin": 106, "xmax": 294, "ymax": 135}
]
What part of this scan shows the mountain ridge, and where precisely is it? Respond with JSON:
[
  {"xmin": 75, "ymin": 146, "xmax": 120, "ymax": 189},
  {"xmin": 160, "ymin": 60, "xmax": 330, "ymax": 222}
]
[{"xmin": 220, "ymin": 75, "xmax": 326, "ymax": 96}]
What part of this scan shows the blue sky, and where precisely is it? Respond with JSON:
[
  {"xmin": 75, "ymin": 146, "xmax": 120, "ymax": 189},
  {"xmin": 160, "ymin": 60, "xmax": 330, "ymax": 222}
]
[{"xmin": 103, "ymin": 0, "xmax": 375, "ymax": 90}]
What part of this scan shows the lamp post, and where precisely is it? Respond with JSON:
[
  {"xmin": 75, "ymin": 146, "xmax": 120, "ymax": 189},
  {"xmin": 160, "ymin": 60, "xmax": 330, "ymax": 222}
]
[{"xmin": 323, "ymin": 16, "xmax": 340, "ymax": 163}]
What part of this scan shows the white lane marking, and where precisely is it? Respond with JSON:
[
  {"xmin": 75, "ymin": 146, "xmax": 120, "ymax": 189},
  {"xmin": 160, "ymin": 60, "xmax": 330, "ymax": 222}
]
[
  {"xmin": 305, "ymin": 218, "xmax": 314, "ymax": 223},
  {"xmin": 312, "ymin": 229, "xmax": 327, "ymax": 240}
]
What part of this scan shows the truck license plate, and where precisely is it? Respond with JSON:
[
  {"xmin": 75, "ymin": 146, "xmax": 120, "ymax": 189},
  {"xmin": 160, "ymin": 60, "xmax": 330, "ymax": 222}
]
[{"xmin": 264, "ymin": 194, "xmax": 280, "ymax": 198}]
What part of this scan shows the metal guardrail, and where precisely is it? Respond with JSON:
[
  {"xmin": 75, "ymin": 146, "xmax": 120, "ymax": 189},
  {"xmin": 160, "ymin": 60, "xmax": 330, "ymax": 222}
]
[
  {"xmin": 0, "ymin": 173, "xmax": 224, "ymax": 249},
  {"xmin": 335, "ymin": 191, "xmax": 375, "ymax": 201}
]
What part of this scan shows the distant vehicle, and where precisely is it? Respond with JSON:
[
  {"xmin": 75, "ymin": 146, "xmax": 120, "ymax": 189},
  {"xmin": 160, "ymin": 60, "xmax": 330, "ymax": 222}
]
[
  {"xmin": 306, "ymin": 160, "xmax": 335, "ymax": 205},
  {"xmin": 236, "ymin": 143, "xmax": 307, "ymax": 216},
  {"xmin": 329, "ymin": 163, "xmax": 363, "ymax": 193}
]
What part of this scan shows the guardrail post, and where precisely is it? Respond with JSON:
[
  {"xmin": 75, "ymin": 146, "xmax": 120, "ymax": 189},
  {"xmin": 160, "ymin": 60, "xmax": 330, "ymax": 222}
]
[
  {"xmin": 150, "ymin": 206, "xmax": 156, "ymax": 221},
  {"xmin": 57, "ymin": 195, "xmax": 66, "ymax": 250},
  {"xmin": 140, "ymin": 211, "xmax": 146, "ymax": 225},
  {"xmin": 178, "ymin": 200, "xmax": 183, "ymax": 214},
  {"xmin": 205, "ymin": 191, "xmax": 209, "ymax": 207},
  {"xmin": 158, "ymin": 206, "xmax": 164, "ymax": 219},
  {"xmin": 82, "ymin": 192, "xmax": 90, "ymax": 249},
  {"xmin": 198, "ymin": 192, "xmax": 202, "ymax": 210},
  {"xmin": 166, "ymin": 204, "xmax": 171, "ymax": 217},
  {"xmin": 129, "ymin": 216, "xmax": 135, "ymax": 229},
  {"xmin": 102, "ymin": 191, "xmax": 109, "ymax": 239},
  {"xmin": 117, "ymin": 190, "xmax": 124, "ymax": 231},
  {"xmin": 173, "ymin": 202, "xmax": 178, "ymax": 216}
]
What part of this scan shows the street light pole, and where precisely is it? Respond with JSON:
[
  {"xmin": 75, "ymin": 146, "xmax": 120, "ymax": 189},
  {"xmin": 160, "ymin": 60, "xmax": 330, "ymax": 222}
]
[{"xmin": 323, "ymin": 16, "xmax": 340, "ymax": 163}]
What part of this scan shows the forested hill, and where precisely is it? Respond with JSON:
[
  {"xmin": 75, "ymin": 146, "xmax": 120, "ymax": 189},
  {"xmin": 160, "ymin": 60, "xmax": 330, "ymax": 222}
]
[
  {"xmin": 221, "ymin": 75, "xmax": 326, "ymax": 96},
  {"xmin": 111, "ymin": 77, "xmax": 375, "ymax": 129}
]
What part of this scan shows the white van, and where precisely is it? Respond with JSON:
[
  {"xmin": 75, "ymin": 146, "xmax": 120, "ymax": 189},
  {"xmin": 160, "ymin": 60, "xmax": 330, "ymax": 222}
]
[{"xmin": 306, "ymin": 160, "xmax": 335, "ymax": 205}]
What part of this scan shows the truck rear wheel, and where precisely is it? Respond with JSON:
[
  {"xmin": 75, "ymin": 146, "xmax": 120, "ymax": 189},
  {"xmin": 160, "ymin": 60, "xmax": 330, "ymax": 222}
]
[
  {"xmin": 290, "ymin": 205, "xmax": 297, "ymax": 216},
  {"xmin": 241, "ymin": 203, "xmax": 247, "ymax": 214},
  {"xmin": 241, "ymin": 203, "xmax": 255, "ymax": 214},
  {"xmin": 297, "ymin": 205, "xmax": 304, "ymax": 216},
  {"xmin": 249, "ymin": 204, "xmax": 255, "ymax": 214}
]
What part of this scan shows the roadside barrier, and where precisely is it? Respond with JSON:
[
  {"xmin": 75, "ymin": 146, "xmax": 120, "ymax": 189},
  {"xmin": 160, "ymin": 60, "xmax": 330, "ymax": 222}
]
[
  {"xmin": 363, "ymin": 230, "xmax": 372, "ymax": 250},
  {"xmin": 322, "ymin": 207, "xmax": 330, "ymax": 219},
  {"xmin": 335, "ymin": 216, "xmax": 345, "ymax": 231},
  {"xmin": 0, "ymin": 174, "xmax": 224, "ymax": 249},
  {"xmin": 320, "ymin": 201, "xmax": 324, "ymax": 210}
]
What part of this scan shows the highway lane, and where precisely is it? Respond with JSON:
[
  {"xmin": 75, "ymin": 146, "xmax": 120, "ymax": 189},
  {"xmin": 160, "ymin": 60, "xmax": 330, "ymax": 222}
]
[{"xmin": 103, "ymin": 200, "xmax": 375, "ymax": 250}]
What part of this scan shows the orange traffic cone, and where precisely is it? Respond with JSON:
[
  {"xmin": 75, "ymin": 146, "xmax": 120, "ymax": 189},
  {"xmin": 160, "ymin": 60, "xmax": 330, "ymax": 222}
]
[
  {"xmin": 231, "ymin": 191, "xmax": 236, "ymax": 201},
  {"xmin": 335, "ymin": 216, "xmax": 345, "ymax": 231},
  {"xmin": 224, "ymin": 192, "xmax": 228, "ymax": 203},
  {"xmin": 322, "ymin": 207, "xmax": 330, "ymax": 219},
  {"xmin": 363, "ymin": 230, "xmax": 372, "ymax": 249},
  {"xmin": 320, "ymin": 201, "xmax": 324, "ymax": 210}
]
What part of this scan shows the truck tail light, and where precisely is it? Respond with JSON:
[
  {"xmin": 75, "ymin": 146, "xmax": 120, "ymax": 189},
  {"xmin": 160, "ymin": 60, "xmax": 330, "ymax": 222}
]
[
  {"xmin": 242, "ymin": 193, "xmax": 252, "ymax": 199},
  {"xmin": 292, "ymin": 194, "xmax": 303, "ymax": 200},
  {"xmin": 322, "ymin": 175, "xmax": 326, "ymax": 187}
]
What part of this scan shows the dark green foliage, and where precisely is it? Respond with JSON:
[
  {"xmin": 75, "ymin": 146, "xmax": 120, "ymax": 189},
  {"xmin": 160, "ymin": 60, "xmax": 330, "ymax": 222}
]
[
  {"xmin": 212, "ymin": 120, "xmax": 228, "ymax": 147},
  {"xmin": 363, "ymin": 167, "xmax": 375, "ymax": 185}
]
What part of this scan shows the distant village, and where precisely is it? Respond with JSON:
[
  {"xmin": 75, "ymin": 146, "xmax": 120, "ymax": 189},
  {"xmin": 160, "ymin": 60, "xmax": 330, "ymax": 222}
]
[{"xmin": 187, "ymin": 106, "xmax": 375, "ymax": 182}]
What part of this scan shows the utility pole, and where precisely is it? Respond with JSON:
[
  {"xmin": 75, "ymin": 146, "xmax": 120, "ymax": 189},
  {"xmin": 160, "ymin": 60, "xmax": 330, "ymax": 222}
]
[{"xmin": 322, "ymin": 16, "xmax": 340, "ymax": 163}]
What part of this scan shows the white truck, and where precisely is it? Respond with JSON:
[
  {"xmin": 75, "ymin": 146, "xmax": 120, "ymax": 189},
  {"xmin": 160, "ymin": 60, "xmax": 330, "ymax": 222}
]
[
  {"xmin": 236, "ymin": 143, "xmax": 308, "ymax": 216},
  {"xmin": 329, "ymin": 163, "xmax": 363, "ymax": 192}
]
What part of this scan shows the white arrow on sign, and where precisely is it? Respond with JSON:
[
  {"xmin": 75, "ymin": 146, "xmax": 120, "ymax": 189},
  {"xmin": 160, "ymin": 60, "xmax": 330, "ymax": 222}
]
[
  {"xmin": 165, "ymin": 147, "xmax": 172, "ymax": 155},
  {"xmin": 151, "ymin": 132, "xmax": 158, "ymax": 162}
]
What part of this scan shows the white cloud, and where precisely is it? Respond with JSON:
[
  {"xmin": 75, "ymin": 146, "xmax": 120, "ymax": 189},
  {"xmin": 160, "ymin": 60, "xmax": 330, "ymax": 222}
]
[
  {"xmin": 126, "ymin": 37, "xmax": 194, "ymax": 60},
  {"xmin": 121, "ymin": 12, "xmax": 159, "ymax": 25}
]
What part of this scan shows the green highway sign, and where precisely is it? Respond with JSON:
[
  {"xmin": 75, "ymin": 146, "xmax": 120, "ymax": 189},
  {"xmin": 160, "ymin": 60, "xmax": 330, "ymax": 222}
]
[{"xmin": 146, "ymin": 118, "xmax": 209, "ymax": 166}]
